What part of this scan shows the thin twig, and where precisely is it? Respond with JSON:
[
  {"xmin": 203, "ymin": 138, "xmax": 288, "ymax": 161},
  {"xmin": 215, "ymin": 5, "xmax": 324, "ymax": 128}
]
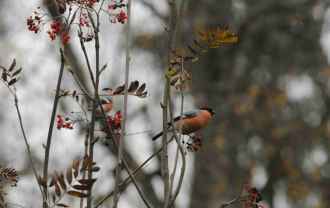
[
  {"xmin": 78, "ymin": 26, "xmax": 96, "ymax": 89},
  {"xmin": 91, "ymin": 93, "xmax": 153, "ymax": 208},
  {"xmin": 113, "ymin": 1, "xmax": 152, "ymax": 207},
  {"xmin": 169, "ymin": 137, "xmax": 180, "ymax": 195},
  {"xmin": 168, "ymin": 54, "xmax": 187, "ymax": 208},
  {"xmin": 163, "ymin": 0, "xmax": 178, "ymax": 207},
  {"xmin": 94, "ymin": 137, "xmax": 175, "ymax": 208},
  {"xmin": 86, "ymin": 9, "xmax": 101, "ymax": 208},
  {"xmin": 42, "ymin": 49, "xmax": 65, "ymax": 208},
  {"xmin": 80, "ymin": 131, "xmax": 90, "ymax": 208},
  {"xmin": 161, "ymin": 79, "xmax": 170, "ymax": 208},
  {"xmin": 14, "ymin": 94, "xmax": 46, "ymax": 202},
  {"xmin": 112, "ymin": 0, "xmax": 133, "ymax": 206},
  {"xmin": 82, "ymin": 9, "xmax": 151, "ymax": 208}
]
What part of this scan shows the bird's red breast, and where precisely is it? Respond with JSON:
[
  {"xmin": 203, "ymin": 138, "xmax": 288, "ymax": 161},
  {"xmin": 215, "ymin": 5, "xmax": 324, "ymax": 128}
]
[{"xmin": 175, "ymin": 110, "xmax": 212, "ymax": 134}]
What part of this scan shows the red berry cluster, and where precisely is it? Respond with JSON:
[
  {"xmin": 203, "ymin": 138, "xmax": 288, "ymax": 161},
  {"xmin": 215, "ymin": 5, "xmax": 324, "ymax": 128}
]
[
  {"xmin": 26, "ymin": 8, "xmax": 43, "ymax": 33},
  {"xmin": 47, "ymin": 20, "xmax": 70, "ymax": 45},
  {"xmin": 79, "ymin": 12, "xmax": 90, "ymax": 27},
  {"xmin": 185, "ymin": 134, "xmax": 203, "ymax": 152},
  {"xmin": 78, "ymin": 12, "xmax": 95, "ymax": 42},
  {"xmin": 243, "ymin": 184, "xmax": 263, "ymax": 208},
  {"xmin": 108, "ymin": 0, "xmax": 128, "ymax": 24},
  {"xmin": 116, "ymin": 10, "xmax": 128, "ymax": 24},
  {"xmin": 106, "ymin": 111, "xmax": 122, "ymax": 130},
  {"xmin": 56, "ymin": 115, "xmax": 74, "ymax": 129}
]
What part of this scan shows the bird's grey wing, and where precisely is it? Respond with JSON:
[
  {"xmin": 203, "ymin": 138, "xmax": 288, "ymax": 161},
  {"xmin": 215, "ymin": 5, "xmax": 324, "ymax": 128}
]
[{"xmin": 173, "ymin": 110, "xmax": 199, "ymax": 122}]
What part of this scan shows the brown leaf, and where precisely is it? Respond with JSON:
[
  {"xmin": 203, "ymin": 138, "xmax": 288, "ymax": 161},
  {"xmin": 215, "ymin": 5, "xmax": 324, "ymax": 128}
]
[
  {"xmin": 1, "ymin": 72, "xmax": 7, "ymax": 82},
  {"xmin": 128, "ymin": 80, "xmax": 139, "ymax": 93},
  {"xmin": 187, "ymin": 45, "xmax": 198, "ymax": 55},
  {"xmin": 8, "ymin": 59, "xmax": 16, "ymax": 72},
  {"xmin": 140, "ymin": 91, "xmax": 148, "ymax": 98},
  {"xmin": 136, "ymin": 83, "xmax": 146, "ymax": 96},
  {"xmin": 55, "ymin": 182, "xmax": 61, "ymax": 196},
  {"xmin": 58, "ymin": 173, "xmax": 67, "ymax": 190},
  {"xmin": 92, "ymin": 166, "xmax": 100, "ymax": 172},
  {"xmin": 49, "ymin": 176, "xmax": 56, "ymax": 187},
  {"xmin": 12, "ymin": 67, "xmax": 22, "ymax": 77},
  {"xmin": 72, "ymin": 160, "xmax": 80, "ymax": 178},
  {"xmin": 37, "ymin": 175, "xmax": 47, "ymax": 188},
  {"xmin": 8, "ymin": 78, "xmax": 17, "ymax": 86},
  {"xmin": 66, "ymin": 167, "xmax": 72, "ymax": 184},
  {"xmin": 67, "ymin": 190, "xmax": 88, "ymax": 198},
  {"xmin": 56, "ymin": 203, "xmax": 69, "ymax": 207},
  {"xmin": 78, "ymin": 178, "xmax": 97, "ymax": 186},
  {"xmin": 170, "ymin": 76, "xmax": 179, "ymax": 86},
  {"xmin": 113, "ymin": 84, "xmax": 125, "ymax": 95},
  {"xmin": 73, "ymin": 184, "xmax": 90, "ymax": 190},
  {"xmin": 81, "ymin": 156, "xmax": 93, "ymax": 171}
]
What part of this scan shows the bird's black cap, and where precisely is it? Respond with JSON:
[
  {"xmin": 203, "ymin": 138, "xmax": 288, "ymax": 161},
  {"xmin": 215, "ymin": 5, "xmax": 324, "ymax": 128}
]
[{"xmin": 199, "ymin": 107, "xmax": 215, "ymax": 116}]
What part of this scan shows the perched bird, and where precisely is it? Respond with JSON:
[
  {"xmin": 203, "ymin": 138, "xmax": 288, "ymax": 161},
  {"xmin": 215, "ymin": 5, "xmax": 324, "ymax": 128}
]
[
  {"xmin": 99, "ymin": 97, "xmax": 113, "ymax": 113},
  {"xmin": 89, "ymin": 96, "xmax": 113, "ymax": 115},
  {"xmin": 152, "ymin": 107, "xmax": 215, "ymax": 141}
]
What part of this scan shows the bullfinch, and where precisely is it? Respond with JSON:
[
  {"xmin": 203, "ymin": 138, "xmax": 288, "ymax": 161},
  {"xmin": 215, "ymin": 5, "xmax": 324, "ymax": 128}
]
[
  {"xmin": 89, "ymin": 96, "xmax": 113, "ymax": 115},
  {"xmin": 152, "ymin": 107, "xmax": 215, "ymax": 141}
]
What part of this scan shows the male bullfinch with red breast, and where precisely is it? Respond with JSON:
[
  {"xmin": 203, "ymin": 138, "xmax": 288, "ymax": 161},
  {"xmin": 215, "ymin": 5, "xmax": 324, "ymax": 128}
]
[
  {"xmin": 152, "ymin": 107, "xmax": 215, "ymax": 141},
  {"xmin": 89, "ymin": 96, "xmax": 113, "ymax": 115}
]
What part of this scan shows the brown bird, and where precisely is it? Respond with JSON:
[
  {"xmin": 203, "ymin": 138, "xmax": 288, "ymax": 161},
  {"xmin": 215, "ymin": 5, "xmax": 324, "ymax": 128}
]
[{"xmin": 152, "ymin": 107, "xmax": 215, "ymax": 141}]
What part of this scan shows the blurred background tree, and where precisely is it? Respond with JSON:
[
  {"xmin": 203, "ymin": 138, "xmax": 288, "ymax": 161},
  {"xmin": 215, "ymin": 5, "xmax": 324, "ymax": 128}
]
[{"xmin": 134, "ymin": 0, "xmax": 330, "ymax": 207}]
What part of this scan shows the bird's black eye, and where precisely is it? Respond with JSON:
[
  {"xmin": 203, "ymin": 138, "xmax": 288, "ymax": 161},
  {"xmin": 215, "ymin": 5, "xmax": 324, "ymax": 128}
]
[{"xmin": 101, "ymin": 99, "xmax": 107, "ymax": 104}]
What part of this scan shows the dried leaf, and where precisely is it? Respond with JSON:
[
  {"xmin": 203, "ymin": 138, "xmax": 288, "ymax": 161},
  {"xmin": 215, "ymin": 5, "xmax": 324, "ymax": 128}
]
[
  {"xmin": 165, "ymin": 68, "xmax": 178, "ymax": 78},
  {"xmin": 8, "ymin": 78, "xmax": 17, "ymax": 86},
  {"xmin": 67, "ymin": 190, "xmax": 88, "ymax": 198},
  {"xmin": 58, "ymin": 173, "xmax": 67, "ymax": 190},
  {"xmin": 113, "ymin": 84, "xmax": 125, "ymax": 95},
  {"xmin": 81, "ymin": 156, "xmax": 93, "ymax": 171},
  {"xmin": 37, "ymin": 175, "xmax": 47, "ymax": 188},
  {"xmin": 92, "ymin": 166, "xmax": 100, "ymax": 172},
  {"xmin": 56, "ymin": 203, "xmax": 69, "ymax": 207},
  {"xmin": 193, "ymin": 39, "xmax": 204, "ymax": 49},
  {"xmin": 170, "ymin": 76, "xmax": 179, "ymax": 86},
  {"xmin": 136, "ymin": 83, "xmax": 146, "ymax": 96},
  {"xmin": 78, "ymin": 178, "xmax": 97, "ymax": 186},
  {"xmin": 12, "ymin": 67, "xmax": 22, "ymax": 77},
  {"xmin": 141, "ymin": 91, "xmax": 148, "ymax": 97},
  {"xmin": 55, "ymin": 182, "xmax": 61, "ymax": 196},
  {"xmin": 128, "ymin": 80, "xmax": 139, "ymax": 92},
  {"xmin": 66, "ymin": 167, "xmax": 72, "ymax": 184},
  {"xmin": 73, "ymin": 184, "xmax": 90, "ymax": 190},
  {"xmin": 187, "ymin": 45, "xmax": 198, "ymax": 55},
  {"xmin": 8, "ymin": 59, "xmax": 16, "ymax": 72},
  {"xmin": 1, "ymin": 72, "xmax": 7, "ymax": 82},
  {"xmin": 49, "ymin": 176, "xmax": 56, "ymax": 187},
  {"xmin": 72, "ymin": 160, "xmax": 80, "ymax": 178}
]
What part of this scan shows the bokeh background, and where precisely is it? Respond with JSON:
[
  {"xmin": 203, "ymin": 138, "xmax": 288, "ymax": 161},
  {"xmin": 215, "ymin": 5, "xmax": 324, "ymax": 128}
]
[{"xmin": 1, "ymin": 0, "xmax": 330, "ymax": 208}]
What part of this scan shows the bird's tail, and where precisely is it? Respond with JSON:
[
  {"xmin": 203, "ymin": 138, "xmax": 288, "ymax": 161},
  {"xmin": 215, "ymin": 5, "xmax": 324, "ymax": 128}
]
[{"xmin": 152, "ymin": 131, "xmax": 163, "ymax": 141}]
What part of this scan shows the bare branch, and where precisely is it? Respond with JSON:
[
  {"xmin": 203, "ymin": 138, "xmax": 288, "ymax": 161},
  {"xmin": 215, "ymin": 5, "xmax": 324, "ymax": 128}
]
[{"xmin": 43, "ymin": 49, "xmax": 65, "ymax": 208}]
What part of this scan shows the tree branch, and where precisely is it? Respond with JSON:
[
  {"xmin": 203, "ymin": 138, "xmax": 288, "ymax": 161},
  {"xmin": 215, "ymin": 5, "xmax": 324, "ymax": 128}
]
[{"xmin": 42, "ymin": 49, "xmax": 65, "ymax": 208}]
